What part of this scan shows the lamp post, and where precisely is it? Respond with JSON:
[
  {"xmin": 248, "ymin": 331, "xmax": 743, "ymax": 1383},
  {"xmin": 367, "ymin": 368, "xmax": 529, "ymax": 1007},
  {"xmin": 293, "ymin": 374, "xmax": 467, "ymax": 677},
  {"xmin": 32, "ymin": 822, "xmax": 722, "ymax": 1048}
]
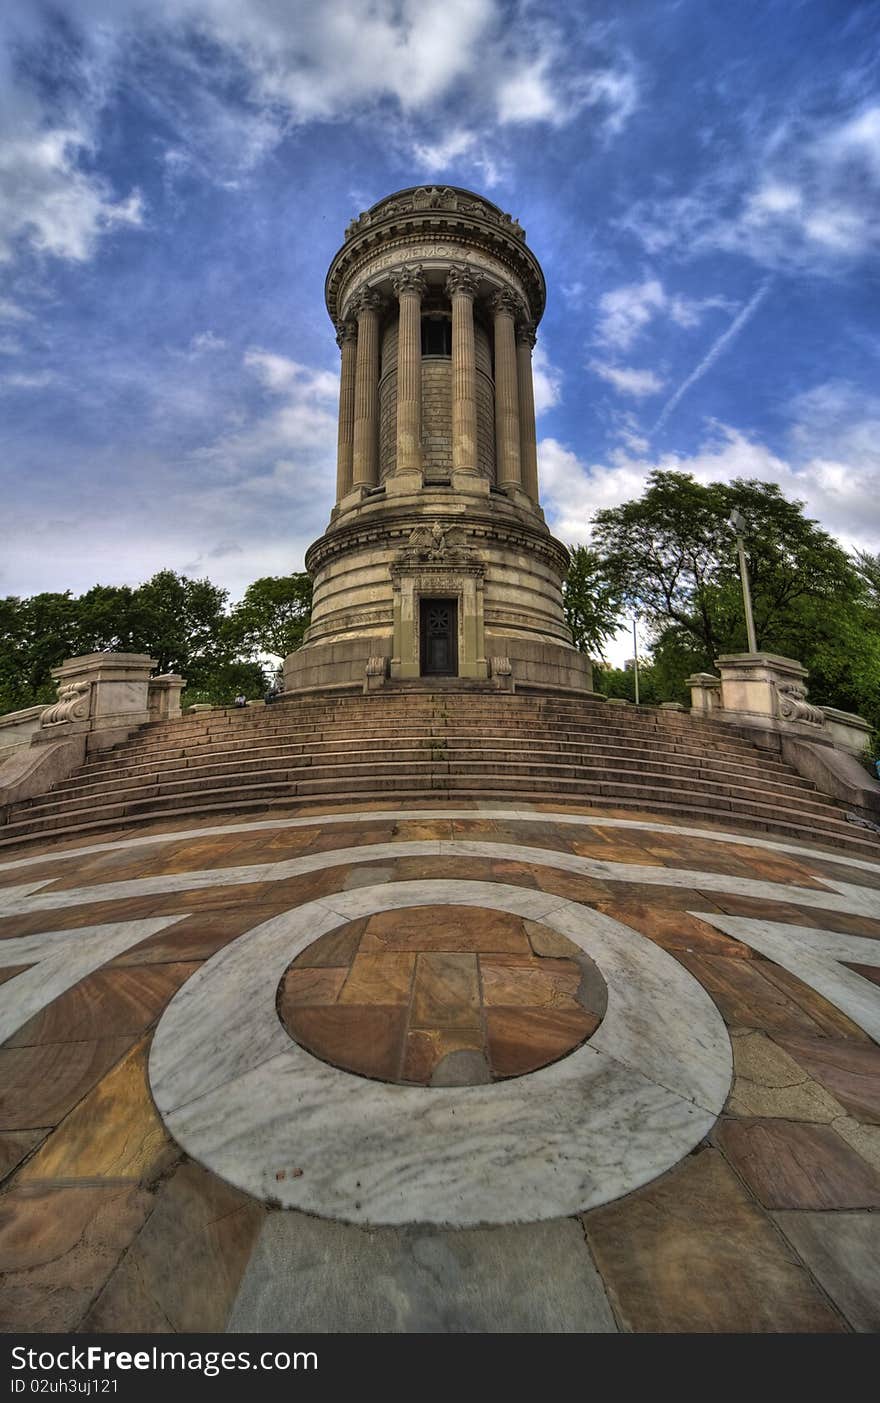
[
  {"xmin": 729, "ymin": 508, "xmax": 758, "ymax": 654},
  {"xmin": 632, "ymin": 614, "xmax": 640, "ymax": 705}
]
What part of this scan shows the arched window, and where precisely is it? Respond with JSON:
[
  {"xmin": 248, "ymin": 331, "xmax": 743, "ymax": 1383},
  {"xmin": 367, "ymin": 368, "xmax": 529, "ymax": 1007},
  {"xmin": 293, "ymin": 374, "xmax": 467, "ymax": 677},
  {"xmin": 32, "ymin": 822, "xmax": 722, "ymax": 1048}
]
[{"xmin": 421, "ymin": 315, "xmax": 452, "ymax": 356}]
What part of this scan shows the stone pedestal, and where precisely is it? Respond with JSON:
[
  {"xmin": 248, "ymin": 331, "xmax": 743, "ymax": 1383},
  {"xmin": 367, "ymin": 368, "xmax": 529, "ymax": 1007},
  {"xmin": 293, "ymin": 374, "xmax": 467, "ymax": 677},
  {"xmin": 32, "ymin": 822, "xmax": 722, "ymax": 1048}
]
[
  {"xmin": 714, "ymin": 653, "xmax": 825, "ymax": 729},
  {"xmin": 40, "ymin": 653, "xmax": 157, "ymax": 753},
  {"xmin": 148, "ymin": 673, "xmax": 186, "ymax": 723}
]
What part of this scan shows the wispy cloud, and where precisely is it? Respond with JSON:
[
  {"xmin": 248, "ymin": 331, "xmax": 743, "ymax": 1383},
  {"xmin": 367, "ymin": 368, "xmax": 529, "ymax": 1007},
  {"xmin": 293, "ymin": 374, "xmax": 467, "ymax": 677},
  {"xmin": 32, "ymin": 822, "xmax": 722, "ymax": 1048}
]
[
  {"xmin": 590, "ymin": 361, "xmax": 665, "ymax": 397},
  {"xmin": 653, "ymin": 279, "xmax": 772, "ymax": 431}
]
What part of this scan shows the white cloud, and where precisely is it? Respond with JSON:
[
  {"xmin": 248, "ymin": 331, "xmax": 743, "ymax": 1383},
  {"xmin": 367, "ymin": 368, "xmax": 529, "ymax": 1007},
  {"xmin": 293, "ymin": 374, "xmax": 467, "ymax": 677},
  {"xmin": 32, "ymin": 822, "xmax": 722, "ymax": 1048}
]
[
  {"xmin": 0, "ymin": 297, "xmax": 33, "ymax": 322},
  {"xmin": 595, "ymin": 277, "xmax": 732, "ymax": 351},
  {"xmin": 0, "ymin": 370, "xmax": 55, "ymax": 389},
  {"xmin": 532, "ymin": 345, "xmax": 562, "ymax": 414},
  {"xmin": 539, "ymin": 397, "xmax": 880, "ymax": 559},
  {"xmin": 590, "ymin": 361, "xmax": 665, "ymax": 397},
  {"xmin": 495, "ymin": 53, "xmax": 637, "ymax": 132},
  {"xmin": 410, "ymin": 128, "xmax": 503, "ymax": 187},
  {"xmin": 0, "ymin": 125, "xmax": 142, "ymax": 264},
  {"xmin": 190, "ymin": 330, "xmax": 227, "ymax": 353},
  {"xmin": 622, "ymin": 103, "xmax": 880, "ymax": 270}
]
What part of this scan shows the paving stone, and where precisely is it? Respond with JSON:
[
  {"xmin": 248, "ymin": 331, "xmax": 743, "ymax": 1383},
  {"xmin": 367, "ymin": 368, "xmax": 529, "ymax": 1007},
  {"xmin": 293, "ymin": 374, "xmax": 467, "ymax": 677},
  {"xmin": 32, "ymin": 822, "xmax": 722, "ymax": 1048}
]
[
  {"xmin": 361, "ymin": 905, "xmax": 531, "ymax": 953},
  {"xmin": 583, "ymin": 1148, "xmax": 845, "ymax": 1332},
  {"xmin": 0, "ymin": 1183, "xmax": 153, "ymax": 1332},
  {"xmin": 716, "ymin": 1117, "xmax": 880, "ymax": 1209},
  {"xmin": 0, "ymin": 1130, "xmax": 47, "ymax": 1184},
  {"xmin": 480, "ymin": 953, "xmax": 582, "ymax": 1009},
  {"xmin": 17, "ymin": 1039, "xmax": 178, "ymax": 1186},
  {"xmin": 6, "ymin": 962, "xmax": 199, "ymax": 1047},
  {"xmin": 677, "ymin": 953, "xmax": 831, "ymax": 1036},
  {"xmin": 727, "ymin": 1032, "xmax": 845, "ymax": 1121},
  {"xmin": 411, "ymin": 952, "xmax": 480, "ymax": 1029},
  {"xmin": 278, "ymin": 966, "xmax": 347, "ymax": 1010},
  {"xmin": 227, "ymin": 1212, "xmax": 617, "ymax": 1333},
  {"xmin": 773, "ymin": 1211, "xmax": 880, "ymax": 1332},
  {"xmin": 597, "ymin": 902, "xmax": 756, "ymax": 958},
  {"xmin": 289, "ymin": 1005, "xmax": 406, "ymax": 1081},
  {"xmin": 338, "ymin": 952, "xmax": 415, "ymax": 1005},
  {"xmin": 290, "ymin": 919, "xmax": 366, "ymax": 968},
  {"xmin": 0, "ymin": 1038, "xmax": 133, "ymax": 1130},
  {"xmin": 487, "ymin": 1006, "xmax": 597, "ymax": 1077},
  {"xmin": 831, "ymin": 1116, "xmax": 880, "ymax": 1173},
  {"xmin": 81, "ymin": 1161, "xmax": 265, "ymax": 1333},
  {"xmin": 778, "ymin": 1033, "xmax": 880, "ymax": 1124},
  {"xmin": 402, "ymin": 1028, "xmax": 484, "ymax": 1084}
]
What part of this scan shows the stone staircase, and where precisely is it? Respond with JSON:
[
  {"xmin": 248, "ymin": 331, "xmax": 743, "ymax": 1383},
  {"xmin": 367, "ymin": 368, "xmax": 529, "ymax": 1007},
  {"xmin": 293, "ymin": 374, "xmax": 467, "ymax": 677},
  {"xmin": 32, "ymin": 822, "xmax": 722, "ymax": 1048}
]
[{"xmin": 2, "ymin": 690, "xmax": 879, "ymax": 857}]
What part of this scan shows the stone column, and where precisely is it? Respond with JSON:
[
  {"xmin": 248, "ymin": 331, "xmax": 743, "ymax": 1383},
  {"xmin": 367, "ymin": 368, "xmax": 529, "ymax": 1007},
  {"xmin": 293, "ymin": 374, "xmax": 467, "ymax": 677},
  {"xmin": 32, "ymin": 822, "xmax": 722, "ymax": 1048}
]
[
  {"xmin": 334, "ymin": 319, "xmax": 357, "ymax": 501},
  {"xmin": 445, "ymin": 264, "xmax": 481, "ymax": 475},
  {"xmin": 351, "ymin": 289, "xmax": 383, "ymax": 489},
  {"xmin": 390, "ymin": 265, "xmax": 427, "ymax": 477},
  {"xmin": 491, "ymin": 290, "xmax": 522, "ymax": 490},
  {"xmin": 516, "ymin": 320, "xmax": 539, "ymax": 504}
]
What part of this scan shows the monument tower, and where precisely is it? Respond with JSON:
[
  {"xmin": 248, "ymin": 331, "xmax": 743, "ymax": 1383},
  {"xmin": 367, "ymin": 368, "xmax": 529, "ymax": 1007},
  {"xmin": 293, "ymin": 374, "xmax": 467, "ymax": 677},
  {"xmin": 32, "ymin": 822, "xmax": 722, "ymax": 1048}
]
[{"xmin": 284, "ymin": 185, "xmax": 592, "ymax": 693}]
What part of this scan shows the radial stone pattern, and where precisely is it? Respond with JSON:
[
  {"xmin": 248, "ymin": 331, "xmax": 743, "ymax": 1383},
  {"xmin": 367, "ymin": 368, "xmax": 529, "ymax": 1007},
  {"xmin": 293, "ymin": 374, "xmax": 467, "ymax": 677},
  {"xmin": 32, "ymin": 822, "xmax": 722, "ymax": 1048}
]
[
  {"xmin": 2, "ymin": 803, "xmax": 879, "ymax": 1333},
  {"xmin": 284, "ymin": 185, "xmax": 592, "ymax": 694}
]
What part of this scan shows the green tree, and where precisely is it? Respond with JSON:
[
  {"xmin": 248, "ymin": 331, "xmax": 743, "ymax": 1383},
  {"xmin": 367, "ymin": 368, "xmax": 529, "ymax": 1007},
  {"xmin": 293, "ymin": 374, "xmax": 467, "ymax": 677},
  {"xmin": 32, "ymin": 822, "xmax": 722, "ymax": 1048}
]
[
  {"xmin": 130, "ymin": 570, "xmax": 231, "ymax": 685},
  {"xmin": 0, "ymin": 592, "xmax": 81, "ymax": 712},
  {"xmin": 589, "ymin": 471, "xmax": 880, "ymax": 729},
  {"xmin": 227, "ymin": 573, "xmax": 312, "ymax": 664},
  {"xmin": 561, "ymin": 545, "xmax": 624, "ymax": 656}
]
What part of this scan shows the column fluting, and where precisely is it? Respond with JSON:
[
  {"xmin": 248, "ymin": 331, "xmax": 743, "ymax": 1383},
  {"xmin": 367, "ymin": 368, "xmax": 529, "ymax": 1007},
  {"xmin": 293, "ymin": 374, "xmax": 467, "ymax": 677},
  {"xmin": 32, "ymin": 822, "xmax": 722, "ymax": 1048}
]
[
  {"xmin": 334, "ymin": 319, "xmax": 358, "ymax": 501},
  {"xmin": 351, "ymin": 289, "xmax": 383, "ymax": 489},
  {"xmin": 390, "ymin": 265, "xmax": 427, "ymax": 476},
  {"xmin": 516, "ymin": 320, "xmax": 539, "ymax": 504},
  {"xmin": 491, "ymin": 289, "xmax": 523, "ymax": 490},
  {"xmin": 445, "ymin": 264, "xmax": 481, "ymax": 475}
]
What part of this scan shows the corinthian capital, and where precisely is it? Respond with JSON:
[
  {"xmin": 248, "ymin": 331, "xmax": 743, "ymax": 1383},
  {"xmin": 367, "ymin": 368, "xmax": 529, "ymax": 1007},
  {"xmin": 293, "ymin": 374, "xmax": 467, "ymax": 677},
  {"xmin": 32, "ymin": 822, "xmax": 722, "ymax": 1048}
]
[
  {"xmin": 489, "ymin": 287, "xmax": 522, "ymax": 320},
  {"xmin": 335, "ymin": 319, "xmax": 357, "ymax": 348},
  {"xmin": 390, "ymin": 264, "xmax": 427, "ymax": 299},
  {"xmin": 445, "ymin": 264, "xmax": 481, "ymax": 299},
  {"xmin": 349, "ymin": 287, "xmax": 385, "ymax": 319},
  {"xmin": 515, "ymin": 319, "xmax": 537, "ymax": 349}
]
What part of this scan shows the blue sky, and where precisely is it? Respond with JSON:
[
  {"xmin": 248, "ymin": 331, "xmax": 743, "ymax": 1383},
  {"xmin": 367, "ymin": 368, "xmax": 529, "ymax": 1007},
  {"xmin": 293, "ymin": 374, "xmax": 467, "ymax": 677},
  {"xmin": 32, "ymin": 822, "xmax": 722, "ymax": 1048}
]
[{"xmin": 1, "ymin": 0, "xmax": 879, "ymax": 662}]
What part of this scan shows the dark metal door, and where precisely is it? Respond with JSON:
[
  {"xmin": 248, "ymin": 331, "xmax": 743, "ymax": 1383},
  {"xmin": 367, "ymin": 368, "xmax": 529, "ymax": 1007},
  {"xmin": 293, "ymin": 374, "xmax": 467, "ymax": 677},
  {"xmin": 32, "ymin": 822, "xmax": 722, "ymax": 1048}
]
[{"xmin": 420, "ymin": 598, "xmax": 458, "ymax": 676}]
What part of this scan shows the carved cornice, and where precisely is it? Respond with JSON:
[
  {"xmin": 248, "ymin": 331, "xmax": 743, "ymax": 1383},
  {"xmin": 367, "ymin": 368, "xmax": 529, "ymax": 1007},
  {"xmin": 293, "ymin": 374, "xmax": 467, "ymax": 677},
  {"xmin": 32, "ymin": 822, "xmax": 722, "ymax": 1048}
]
[
  {"xmin": 305, "ymin": 513, "xmax": 569, "ymax": 577},
  {"xmin": 389, "ymin": 263, "xmax": 427, "ymax": 299},
  {"xmin": 345, "ymin": 188, "xmax": 525, "ymax": 242},
  {"xmin": 326, "ymin": 186, "xmax": 545, "ymax": 327},
  {"xmin": 445, "ymin": 264, "xmax": 482, "ymax": 299}
]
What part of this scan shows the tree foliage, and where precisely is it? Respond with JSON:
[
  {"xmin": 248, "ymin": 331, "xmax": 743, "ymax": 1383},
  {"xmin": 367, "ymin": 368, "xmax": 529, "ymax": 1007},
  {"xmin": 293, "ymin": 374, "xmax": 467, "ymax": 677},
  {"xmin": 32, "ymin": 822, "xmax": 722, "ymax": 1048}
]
[
  {"xmin": 580, "ymin": 470, "xmax": 880, "ymax": 736},
  {"xmin": 561, "ymin": 545, "xmax": 625, "ymax": 655},
  {"xmin": 227, "ymin": 574, "xmax": 313, "ymax": 663},
  {"xmin": 0, "ymin": 569, "xmax": 313, "ymax": 713}
]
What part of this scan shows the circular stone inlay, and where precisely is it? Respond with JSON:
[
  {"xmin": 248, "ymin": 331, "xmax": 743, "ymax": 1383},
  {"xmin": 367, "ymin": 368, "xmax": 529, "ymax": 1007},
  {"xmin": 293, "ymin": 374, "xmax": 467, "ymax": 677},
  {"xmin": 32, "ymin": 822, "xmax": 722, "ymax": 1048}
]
[{"xmin": 277, "ymin": 904, "xmax": 608, "ymax": 1086}]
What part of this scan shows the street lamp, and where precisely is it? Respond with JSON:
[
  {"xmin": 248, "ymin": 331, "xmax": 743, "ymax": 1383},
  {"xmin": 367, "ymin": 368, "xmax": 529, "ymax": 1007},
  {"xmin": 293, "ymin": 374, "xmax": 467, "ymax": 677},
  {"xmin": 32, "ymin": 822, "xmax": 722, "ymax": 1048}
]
[
  {"xmin": 632, "ymin": 614, "xmax": 640, "ymax": 705},
  {"xmin": 729, "ymin": 508, "xmax": 758, "ymax": 654}
]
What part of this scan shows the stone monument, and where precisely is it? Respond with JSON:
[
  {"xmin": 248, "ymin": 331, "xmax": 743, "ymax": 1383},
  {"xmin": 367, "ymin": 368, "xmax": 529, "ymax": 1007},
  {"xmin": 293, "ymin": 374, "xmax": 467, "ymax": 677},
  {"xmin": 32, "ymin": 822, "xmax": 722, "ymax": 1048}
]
[{"xmin": 284, "ymin": 185, "xmax": 592, "ymax": 694}]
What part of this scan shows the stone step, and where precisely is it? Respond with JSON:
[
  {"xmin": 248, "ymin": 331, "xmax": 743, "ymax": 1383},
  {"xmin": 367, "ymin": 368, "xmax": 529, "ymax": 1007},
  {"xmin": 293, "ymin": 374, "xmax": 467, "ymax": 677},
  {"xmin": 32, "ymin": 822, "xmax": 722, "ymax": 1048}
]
[
  {"xmin": 90, "ymin": 718, "xmax": 776, "ymax": 765},
  {"xmin": 70, "ymin": 733, "xmax": 803, "ymax": 788},
  {"xmin": 10, "ymin": 756, "xmax": 845, "ymax": 827},
  {"xmin": 48, "ymin": 742, "xmax": 821, "ymax": 801},
  {"xmin": 2, "ymin": 781, "xmax": 878, "ymax": 863}
]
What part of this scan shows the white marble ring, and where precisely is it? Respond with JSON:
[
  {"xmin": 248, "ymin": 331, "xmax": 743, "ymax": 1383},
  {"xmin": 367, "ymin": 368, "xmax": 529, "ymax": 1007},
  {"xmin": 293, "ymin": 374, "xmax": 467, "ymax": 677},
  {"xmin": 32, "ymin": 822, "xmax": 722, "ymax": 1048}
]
[{"xmin": 149, "ymin": 878, "xmax": 732, "ymax": 1228}]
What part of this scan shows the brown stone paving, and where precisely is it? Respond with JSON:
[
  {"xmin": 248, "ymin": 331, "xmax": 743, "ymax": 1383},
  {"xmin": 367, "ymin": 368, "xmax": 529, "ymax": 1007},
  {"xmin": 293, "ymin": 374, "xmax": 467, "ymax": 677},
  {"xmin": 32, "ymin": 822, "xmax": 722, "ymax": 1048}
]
[
  {"xmin": 279, "ymin": 907, "xmax": 603, "ymax": 1085},
  {"xmin": 0, "ymin": 805, "xmax": 878, "ymax": 1331}
]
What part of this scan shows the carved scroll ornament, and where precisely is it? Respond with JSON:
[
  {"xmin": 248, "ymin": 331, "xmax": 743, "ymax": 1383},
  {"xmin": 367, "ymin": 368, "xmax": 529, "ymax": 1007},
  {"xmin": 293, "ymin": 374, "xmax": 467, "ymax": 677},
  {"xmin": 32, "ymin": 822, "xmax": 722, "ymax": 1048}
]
[
  {"xmin": 776, "ymin": 682, "xmax": 825, "ymax": 726},
  {"xmin": 41, "ymin": 681, "xmax": 91, "ymax": 727}
]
